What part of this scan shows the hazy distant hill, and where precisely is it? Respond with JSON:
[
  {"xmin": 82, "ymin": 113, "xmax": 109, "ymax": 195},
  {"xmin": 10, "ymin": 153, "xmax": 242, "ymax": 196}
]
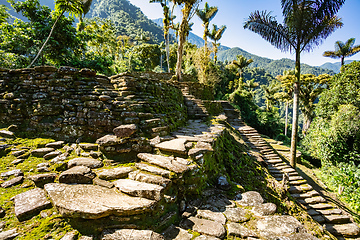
[
  {"xmin": 218, "ymin": 47, "xmax": 335, "ymax": 76},
  {"xmin": 319, "ymin": 60, "xmax": 354, "ymax": 73}
]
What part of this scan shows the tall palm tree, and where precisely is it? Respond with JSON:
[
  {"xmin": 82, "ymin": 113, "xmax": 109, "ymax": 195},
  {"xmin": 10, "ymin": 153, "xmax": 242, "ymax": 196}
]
[
  {"xmin": 174, "ymin": 0, "xmax": 201, "ymax": 81},
  {"xmin": 232, "ymin": 55, "xmax": 253, "ymax": 84},
  {"xmin": 28, "ymin": 0, "xmax": 86, "ymax": 67},
  {"xmin": 208, "ymin": 24, "xmax": 226, "ymax": 63},
  {"xmin": 244, "ymin": 0, "xmax": 344, "ymax": 167},
  {"xmin": 196, "ymin": 2, "xmax": 218, "ymax": 50},
  {"xmin": 150, "ymin": 0, "xmax": 176, "ymax": 72},
  {"xmin": 323, "ymin": 38, "xmax": 360, "ymax": 68}
]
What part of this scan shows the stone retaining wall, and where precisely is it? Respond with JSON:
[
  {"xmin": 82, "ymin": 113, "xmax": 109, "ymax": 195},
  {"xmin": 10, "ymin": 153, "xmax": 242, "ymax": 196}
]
[{"xmin": 0, "ymin": 67, "xmax": 187, "ymax": 142}]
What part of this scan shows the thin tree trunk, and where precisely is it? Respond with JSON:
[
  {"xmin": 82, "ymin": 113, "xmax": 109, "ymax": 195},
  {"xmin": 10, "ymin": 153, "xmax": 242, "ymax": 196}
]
[
  {"xmin": 290, "ymin": 50, "xmax": 301, "ymax": 168},
  {"xmin": 176, "ymin": 5, "xmax": 190, "ymax": 81},
  {"xmin": 166, "ymin": 32, "xmax": 170, "ymax": 73},
  {"xmin": 28, "ymin": 10, "xmax": 65, "ymax": 68},
  {"xmin": 285, "ymin": 102, "xmax": 289, "ymax": 136}
]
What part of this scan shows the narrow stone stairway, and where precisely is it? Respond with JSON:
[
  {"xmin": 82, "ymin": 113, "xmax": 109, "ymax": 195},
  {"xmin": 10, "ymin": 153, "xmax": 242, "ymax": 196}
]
[
  {"xmin": 221, "ymin": 102, "xmax": 360, "ymax": 240},
  {"xmin": 178, "ymin": 82, "xmax": 209, "ymax": 120}
]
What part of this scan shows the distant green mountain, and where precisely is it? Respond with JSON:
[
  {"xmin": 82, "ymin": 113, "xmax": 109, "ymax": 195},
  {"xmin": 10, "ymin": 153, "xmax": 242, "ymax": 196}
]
[
  {"xmin": 218, "ymin": 47, "xmax": 335, "ymax": 76},
  {"xmin": 319, "ymin": 60, "xmax": 354, "ymax": 73},
  {"xmin": 89, "ymin": 0, "xmax": 164, "ymax": 43}
]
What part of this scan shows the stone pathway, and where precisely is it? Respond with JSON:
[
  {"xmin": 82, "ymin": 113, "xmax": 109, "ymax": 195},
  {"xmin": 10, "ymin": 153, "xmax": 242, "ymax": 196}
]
[{"xmin": 219, "ymin": 101, "xmax": 360, "ymax": 240}]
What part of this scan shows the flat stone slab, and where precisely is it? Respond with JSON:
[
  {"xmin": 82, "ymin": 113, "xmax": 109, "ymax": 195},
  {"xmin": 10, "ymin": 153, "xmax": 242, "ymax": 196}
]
[
  {"xmin": 14, "ymin": 188, "xmax": 52, "ymax": 221},
  {"xmin": 129, "ymin": 171, "xmax": 171, "ymax": 188},
  {"xmin": 308, "ymin": 209, "xmax": 342, "ymax": 216},
  {"xmin": 325, "ymin": 223, "xmax": 360, "ymax": 237},
  {"xmin": 113, "ymin": 124, "xmax": 137, "ymax": 138},
  {"xmin": 196, "ymin": 209, "xmax": 226, "ymax": 225},
  {"xmin": 323, "ymin": 215, "xmax": 350, "ymax": 224},
  {"xmin": 96, "ymin": 167, "xmax": 134, "ymax": 180},
  {"xmin": 67, "ymin": 157, "xmax": 103, "ymax": 169},
  {"xmin": 113, "ymin": 179, "xmax": 164, "ymax": 201},
  {"xmin": 137, "ymin": 153, "xmax": 189, "ymax": 174},
  {"xmin": 28, "ymin": 173, "xmax": 57, "ymax": 188},
  {"xmin": 135, "ymin": 162, "xmax": 171, "ymax": 178},
  {"xmin": 257, "ymin": 215, "xmax": 305, "ymax": 236},
  {"xmin": 180, "ymin": 217, "xmax": 226, "ymax": 239},
  {"xmin": 101, "ymin": 229, "xmax": 164, "ymax": 240},
  {"xmin": 0, "ymin": 130, "xmax": 15, "ymax": 139},
  {"xmin": 79, "ymin": 143, "xmax": 98, "ymax": 151},
  {"xmin": 227, "ymin": 222, "xmax": 258, "ymax": 238},
  {"xmin": 59, "ymin": 166, "xmax": 96, "ymax": 184},
  {"xmin": 223, "ymin": 207, "xmax": 251, "ymax": 223},
  {"xmin": 31, "ymin": 148, "xmax": 55, "ymax": 157},
  {"xmin": 43, "ymin": 151, "xmax": 62, "ymax": 160},
  {"xmin": 44, "ymin": 183, "xmax": 156, "ymax": 219},
  {"xmin": 308, "ymin": 203, "xmax": 334, "ymax": 210},
  {"xmin": 162, "ymin": 225, "xmax": 193, "ymax": 240},
  {"xmin": 45, "ymin": 141, "xmax": 65, "ymax": 149},
  {"xmin": 236, "ymin": 191, "xmax": 264, "ymax": 206},
  {"xmin": 155, "ymin": 138, "xmax": 187, "ymax": 155},
  {"xmin": 252, "ymin": 203, "xmax": 277, "ymax": 216},
  {"xmin": 193, "ymin": 236, "xmax": 220, "ymax": 240},
  {"xmin": 0, "ymin": 228, "xmax": 19, "ymax": 240},
  {"xmin": 0, "ymin": 169, "xmax": 23, "ymax": 179},
  {"xmin": 1, "ymin": 176, "xmax": 24, "ymax": 188}
]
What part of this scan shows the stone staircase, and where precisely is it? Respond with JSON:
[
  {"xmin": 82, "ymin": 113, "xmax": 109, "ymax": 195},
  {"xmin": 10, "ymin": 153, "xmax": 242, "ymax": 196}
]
[
  {"xmin": 178, "ymin": 82, "xmax": 209, "ymax": 120},
  {"xmin": 221, "ymin": 102, "xmax": 360, "ymax": 240}
]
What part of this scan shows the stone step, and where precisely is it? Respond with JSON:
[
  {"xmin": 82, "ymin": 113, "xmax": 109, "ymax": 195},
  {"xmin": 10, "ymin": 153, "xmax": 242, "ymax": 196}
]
[
  {"xmin": 266, "ymin": 159, "xmax": 283, "ymax": 164},
  {"xmin": 297, "ymin": 196, "xmax": 326, "ymax": 205},
  {"xmin": 308, "ymin": 203, "xmax": 335, "ymax": 210},
  {"xmin": 135, "ymin": 162, "xmax": 171, "ymax": 178},
  {"xmin": 291, "ymin": 190, "xmax": 320, "ymax": 199},
  {"xmin": 308, "ymin": 208, "xmax": 342, "ymax": 216},
  {"xmin": 128, "ymin": 170, "xmax": 171, "ymax": 188},
  {"xmin": 44, "ymin": 183, "xmax": 156, "ymax": 219},
  {"xmin": 113, "ymin": 179, "xmax": 164, "ymax": 201},
  {"xmin": 289, "ymin": 180, "xmax": 308, "ymax": 186},
  {"xmin": 325, "ymin": 223, "xmax": 360, "ymax": 237},
  {"xmin": 323, "ymin": 215, "xmax": 351, "ymax": 224},
  {"xmin": 155, "ymin": 138, "xmax": 188, "ymax": 155},
  {"xmin": 137, "ymin": 153, "xmax": 190, "ymax": 174}
]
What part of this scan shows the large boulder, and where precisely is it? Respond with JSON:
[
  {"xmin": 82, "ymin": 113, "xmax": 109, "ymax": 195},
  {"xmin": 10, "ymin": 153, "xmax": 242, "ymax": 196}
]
[{"xmin": 44, "ymin": 183, "xmax": 156, "ymax": 219}]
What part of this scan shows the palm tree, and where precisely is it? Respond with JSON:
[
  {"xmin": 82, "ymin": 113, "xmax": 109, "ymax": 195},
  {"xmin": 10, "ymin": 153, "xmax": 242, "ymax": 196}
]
[
  {"xmin": 174, "ymin": 0, "xmax": 201, "ymax": 81},
  {"xmin": 232, "ymin": 55, "xmax": 253, "ymax": 85},
  {"xmin": 261, "ymin": 82, "xmax": 280, "ymax": 112},
  {"xmin": 196, "ymin": 2, "xmax": 218, "ymax": 50},
  {"xmin": 323, "ymin": 38, "xmax": 360, "ymax": 68},
  {"xmin": 208, "ymin": 24, "xmax": 226, "ymax": 63},
  {"xmin": 150, "ymin": 0, "xmax": 176, "ymax": 72},
  {"xmin": 244, "ymin": 0, "xmax": 344, "ymax": 167},
  {"xmin": 28, "ymin": 0, "xmax": 87, "ymax": 67}
]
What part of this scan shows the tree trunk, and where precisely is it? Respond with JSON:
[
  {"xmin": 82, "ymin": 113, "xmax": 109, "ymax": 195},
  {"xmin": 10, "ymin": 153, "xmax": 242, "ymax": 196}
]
[
  {"xmin": 176, "ymin": 4, "xmax": 191, "ymax": 81},
  {"xmin": 28, "ymin": 10, "xmax": 65, "ymax": 68},
  {"xmin": 285, "ymin": 102, "xmax": 289, "ymax": 136},
  {"xmin": 166, "ymin": 32, "xmax": 170, "ymax": 73},
  {"xmin": 290, "ymin": 50, "xmax": 301, "ymax": 168}
]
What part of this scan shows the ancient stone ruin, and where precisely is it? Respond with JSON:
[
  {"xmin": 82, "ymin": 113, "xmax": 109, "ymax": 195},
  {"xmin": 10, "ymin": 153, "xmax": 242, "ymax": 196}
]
[{"xmin": 0, "ymin": 66, "xmax": 359, "ymax": 240}]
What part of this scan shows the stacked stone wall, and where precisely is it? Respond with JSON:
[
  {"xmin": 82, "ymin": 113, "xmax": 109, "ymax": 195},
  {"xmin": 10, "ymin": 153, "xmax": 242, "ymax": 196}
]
[{"xmin": 0, "ymin": 67, "xmax": 187, "ymax": 142}]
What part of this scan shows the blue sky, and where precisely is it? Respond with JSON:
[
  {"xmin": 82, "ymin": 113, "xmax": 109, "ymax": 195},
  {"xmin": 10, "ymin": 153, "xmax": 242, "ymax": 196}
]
[{"xmin": 129, "ymin": 0, "xmax": 360, "ymax": 66}]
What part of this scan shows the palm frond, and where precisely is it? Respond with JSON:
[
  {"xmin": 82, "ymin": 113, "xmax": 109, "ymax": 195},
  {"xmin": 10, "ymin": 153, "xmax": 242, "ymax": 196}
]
[{"xmin": 244, "ymin": 10, "xmax": 293, "ymax": 52}]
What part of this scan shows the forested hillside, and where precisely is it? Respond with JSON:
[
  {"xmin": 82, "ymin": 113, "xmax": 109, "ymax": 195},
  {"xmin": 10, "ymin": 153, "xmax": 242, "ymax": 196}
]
[
  {"xmin": 218, "ymin": 47, "xmax": 336, "ymax": 76},
  {"xmin": 319, "ymin": 60, "xmax": 354, "ymax": 73},
  {"xmin": 89, "ymin": 0, "xmax": 164, "ymax": 43}
]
